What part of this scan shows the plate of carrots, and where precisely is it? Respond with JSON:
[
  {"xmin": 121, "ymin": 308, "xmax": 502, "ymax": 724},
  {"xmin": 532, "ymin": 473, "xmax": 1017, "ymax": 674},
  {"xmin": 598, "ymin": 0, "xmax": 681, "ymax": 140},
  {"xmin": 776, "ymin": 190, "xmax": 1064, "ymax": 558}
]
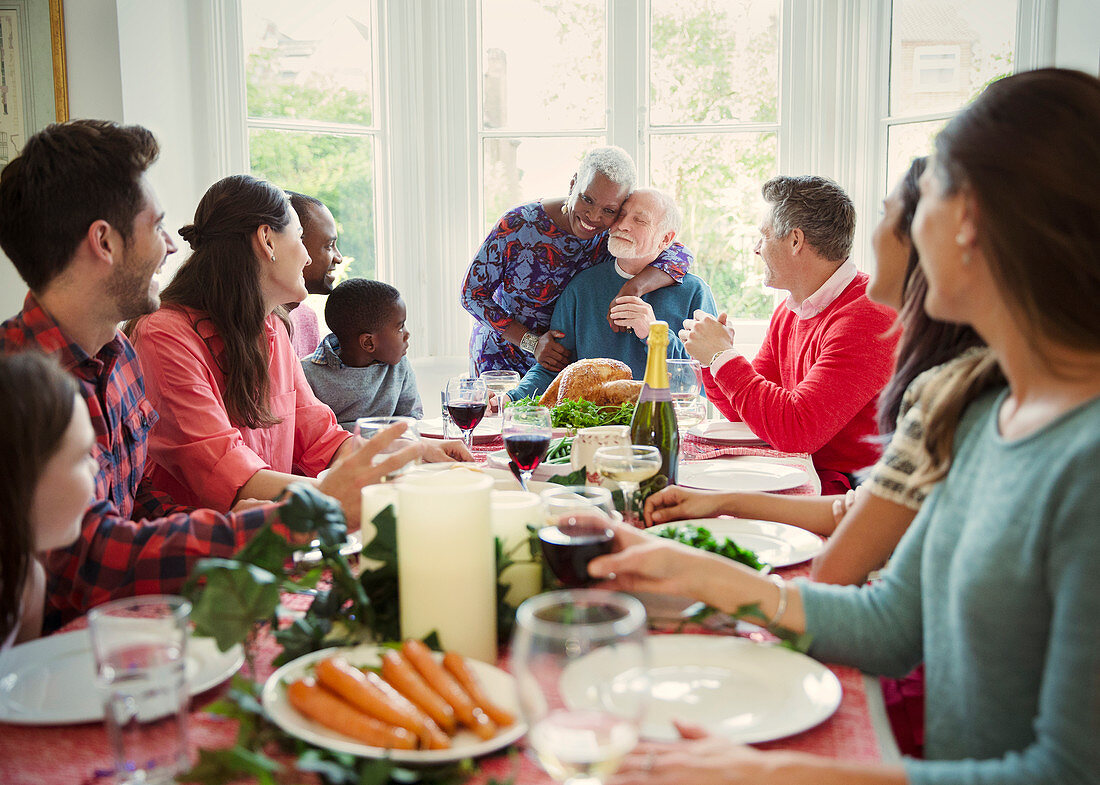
[{"xmin": 262, "ymin": 639, "xmax": 525, "ymax": 764}]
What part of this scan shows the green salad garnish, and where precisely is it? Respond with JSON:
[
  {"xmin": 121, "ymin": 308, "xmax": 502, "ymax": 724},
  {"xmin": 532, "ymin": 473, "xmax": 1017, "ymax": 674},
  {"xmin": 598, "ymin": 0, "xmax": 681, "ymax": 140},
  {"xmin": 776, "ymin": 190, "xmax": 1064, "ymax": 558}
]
[
  {"xmin": 510, "ymin": 396, "xmax": 635, "ymax": 429},
  {"xmin": 655, "ymin": 523, "xmax": 766, "ymax": 571}
]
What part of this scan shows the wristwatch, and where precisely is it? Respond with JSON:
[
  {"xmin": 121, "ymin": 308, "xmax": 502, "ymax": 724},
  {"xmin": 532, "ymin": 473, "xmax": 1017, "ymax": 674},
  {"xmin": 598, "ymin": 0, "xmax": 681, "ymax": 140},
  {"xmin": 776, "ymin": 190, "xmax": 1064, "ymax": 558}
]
[{"xmin": 519, "ymin": 331, "xmax": 539, "ymax": 355}]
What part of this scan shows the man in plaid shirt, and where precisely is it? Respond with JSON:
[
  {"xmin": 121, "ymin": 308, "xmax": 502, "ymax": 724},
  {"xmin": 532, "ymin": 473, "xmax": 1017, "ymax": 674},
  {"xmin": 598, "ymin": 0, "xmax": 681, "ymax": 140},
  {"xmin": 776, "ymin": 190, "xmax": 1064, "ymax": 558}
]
[{"xmin": 0, "ymin": 121, "xmax": 277, "ymax": 632}]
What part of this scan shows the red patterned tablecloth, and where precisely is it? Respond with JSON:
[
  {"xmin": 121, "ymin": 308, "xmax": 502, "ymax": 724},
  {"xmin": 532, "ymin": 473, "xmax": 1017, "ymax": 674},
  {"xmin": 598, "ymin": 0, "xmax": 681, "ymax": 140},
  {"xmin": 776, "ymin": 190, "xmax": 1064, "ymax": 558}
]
[{"xmin": 0, "ymin": 441, "xmax": 876, "ymax": 784}]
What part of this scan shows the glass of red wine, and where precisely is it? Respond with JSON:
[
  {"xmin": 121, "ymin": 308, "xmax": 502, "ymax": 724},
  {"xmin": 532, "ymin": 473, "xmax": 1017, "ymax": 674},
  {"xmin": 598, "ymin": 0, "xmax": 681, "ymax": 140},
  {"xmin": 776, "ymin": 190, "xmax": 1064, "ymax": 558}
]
[
  {"xmin": 538, "ymin": 509, "xmax": 616, "ymax": 588},
  {"xmin": 444, "ymin": 376, "xmax": 489, "ymax": 450},
  {"xmin": 502, "ymin": 404, "xmax": 552, "ymax": 491}
]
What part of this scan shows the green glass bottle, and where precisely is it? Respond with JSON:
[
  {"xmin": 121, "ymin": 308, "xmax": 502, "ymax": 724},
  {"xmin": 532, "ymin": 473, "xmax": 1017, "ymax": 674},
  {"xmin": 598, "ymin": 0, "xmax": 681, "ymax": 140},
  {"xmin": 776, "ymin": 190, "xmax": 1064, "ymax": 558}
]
[{"xmin": 629, "ymin": 321, "xmax": 679, "ymax": 485}]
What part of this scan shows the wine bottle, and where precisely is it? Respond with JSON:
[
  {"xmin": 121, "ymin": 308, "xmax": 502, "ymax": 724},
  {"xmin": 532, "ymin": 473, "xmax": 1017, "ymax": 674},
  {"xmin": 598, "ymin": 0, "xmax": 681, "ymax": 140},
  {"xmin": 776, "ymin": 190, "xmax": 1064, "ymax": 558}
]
[{"xmin": 629, "ymin": 321, "xmax": 679, "ymax": 485}]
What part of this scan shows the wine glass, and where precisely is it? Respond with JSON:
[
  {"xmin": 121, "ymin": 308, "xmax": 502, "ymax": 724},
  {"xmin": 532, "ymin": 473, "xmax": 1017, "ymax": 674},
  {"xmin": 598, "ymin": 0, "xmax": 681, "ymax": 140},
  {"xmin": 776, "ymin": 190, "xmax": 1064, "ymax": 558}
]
[
  {"xmin": 666, "ymin": 358, "xmax": 702, "ymax": 401},
  {"xmin": 592, "ymin": 445, "xmax": 661, "ymax": 526},
  {"xmin": 503, "ymin": 404, "xmax": 552, "ymax": 491},
  {"xmin": 353, "ymin": 416, "xmax": 421, "ymax": 481},
  {"xmin": 512, "ymin": 590, "xmax": 649, "ymax": 785},
  {"xmin": 537, "ymin": 507, "xmax": 616, "ymax": 588},
  {"xmin": 673, "ymin": 396, "xmax": 708, "ymax": 433},
  {"xmin": 444, "ymin": 376, "xmax": 489, "ymax": 450},
  {"xmin": 481, "ymin": 370, "xmax": 522, "ymax": 416}
]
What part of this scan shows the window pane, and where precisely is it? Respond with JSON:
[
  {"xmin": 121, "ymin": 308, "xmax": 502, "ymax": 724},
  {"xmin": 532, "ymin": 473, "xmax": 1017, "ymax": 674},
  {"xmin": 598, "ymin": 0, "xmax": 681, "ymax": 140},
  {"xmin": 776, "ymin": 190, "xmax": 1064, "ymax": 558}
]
[
  {"xmin": 480, "ymin": 0, "xmax": 605, "ymax": 131},
  {"xmin": 650, "ymin": 132, "xmax": 778, "ymax": 319},
  {"xmin": 650, "ymin": 0, "xmax": 780, "ymax": 125},
  {"xmin": 242, "ymin": 0, "xmax": 374, "ymax": 126},
  {"xmin": 886, "ymin": 119, "xmax": 946, "ymax": 192},
  {"xmin": 483, "ymin": 136, "xmax": 603, "ymax": 233},
  {"xmin": 249, "ymin": 129, "xmax": 377, "ymax": 279},
  {"xmin": 889, "ymin": 0, "xmax": 1016, "ymax": 118}
]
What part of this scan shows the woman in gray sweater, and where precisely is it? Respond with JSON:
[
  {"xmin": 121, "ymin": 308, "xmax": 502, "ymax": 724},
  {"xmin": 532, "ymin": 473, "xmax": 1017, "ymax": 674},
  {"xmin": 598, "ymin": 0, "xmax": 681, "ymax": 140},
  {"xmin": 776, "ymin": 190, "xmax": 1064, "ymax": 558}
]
[{"xmin": 591, "ymin": 68, "xmax": 1100, "ymax": 785}]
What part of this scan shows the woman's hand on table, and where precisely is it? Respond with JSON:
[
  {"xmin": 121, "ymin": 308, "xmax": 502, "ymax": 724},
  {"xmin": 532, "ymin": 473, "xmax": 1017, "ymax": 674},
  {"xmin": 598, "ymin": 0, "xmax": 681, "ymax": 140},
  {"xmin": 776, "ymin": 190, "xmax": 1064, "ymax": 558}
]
[
  {"xmin": 534, "ymin": 330, "xmax": 570, "ymax": 372},
  {"xmin": 611, "ymin": 731, "xmax": 786, "ymax": 785},
  {"xmin": 318, "ymin": 422, "xmax": 420, "ymax": 528},
  {"xmin": 644, "ymin": 486, "xmax": 735, "ymax": 526},
  {"xmin": 422, "ymin": 438, "xmax": 474, "ymax": 462},
  {"xmin": 587, "ymin": 522, "xmax": 713, "ymax": 599}
]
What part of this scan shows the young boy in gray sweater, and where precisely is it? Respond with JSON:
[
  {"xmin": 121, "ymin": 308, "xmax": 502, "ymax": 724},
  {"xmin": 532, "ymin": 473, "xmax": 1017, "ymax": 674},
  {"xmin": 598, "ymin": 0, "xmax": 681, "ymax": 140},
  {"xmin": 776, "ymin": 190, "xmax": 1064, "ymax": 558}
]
[{"xmin": 302, "ymin": 278, "xmax": 423, "ymax": 430}]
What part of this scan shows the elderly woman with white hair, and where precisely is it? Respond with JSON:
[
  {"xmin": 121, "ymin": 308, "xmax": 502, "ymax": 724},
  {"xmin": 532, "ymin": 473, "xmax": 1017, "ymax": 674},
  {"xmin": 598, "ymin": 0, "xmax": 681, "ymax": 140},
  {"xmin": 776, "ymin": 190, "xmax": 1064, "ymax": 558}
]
[{"xmin": 461, "ymin": 145, "xmax": 694, "ymax": 375}]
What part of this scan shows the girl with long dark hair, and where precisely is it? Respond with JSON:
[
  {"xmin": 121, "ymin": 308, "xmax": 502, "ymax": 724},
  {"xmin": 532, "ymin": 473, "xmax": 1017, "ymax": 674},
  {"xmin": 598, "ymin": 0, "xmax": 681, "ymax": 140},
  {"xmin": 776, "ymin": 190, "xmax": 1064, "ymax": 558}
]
[{"xmin": 0, "ymin": 352, "xmax": 95, "ymax": 649}]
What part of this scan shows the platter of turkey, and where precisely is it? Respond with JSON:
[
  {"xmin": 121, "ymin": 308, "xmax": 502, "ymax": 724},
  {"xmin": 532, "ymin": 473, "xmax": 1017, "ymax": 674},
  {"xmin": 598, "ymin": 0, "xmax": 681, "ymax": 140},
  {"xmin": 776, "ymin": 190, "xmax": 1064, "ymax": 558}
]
[{"xmin": 508, "ymin": 358, "xmax": 639, "ymax": 434}]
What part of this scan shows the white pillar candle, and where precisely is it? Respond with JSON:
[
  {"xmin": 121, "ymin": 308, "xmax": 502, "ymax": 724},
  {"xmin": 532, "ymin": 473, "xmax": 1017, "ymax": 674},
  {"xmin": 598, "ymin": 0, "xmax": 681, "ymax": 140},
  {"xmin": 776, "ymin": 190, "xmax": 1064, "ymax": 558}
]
[
  {"xmin": 395, "ymin": 469, "xmax": 497, "ymax": 663},
  {"xmin": 490, "ymin": 490, "xmax": 545, "ymax": 608}
]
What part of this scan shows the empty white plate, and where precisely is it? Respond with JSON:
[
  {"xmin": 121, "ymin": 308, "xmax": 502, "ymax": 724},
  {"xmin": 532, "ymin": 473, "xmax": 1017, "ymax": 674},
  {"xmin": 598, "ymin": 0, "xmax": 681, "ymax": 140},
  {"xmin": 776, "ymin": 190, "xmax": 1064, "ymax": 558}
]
[
  {"xmin": 0, "ymin": 629, "xmax": 243, "ymax": 725},
  {"xmin": 560, "ymin": 635, "xmax": 841, "ymax": 744},
  {"xmin": 687, "ymin": 420, "xmax": 767, "ymax": 445},
  {"xmin": 677, "ymin": 459, "xmax": 809, "ymax": 492},
  {"xmin": 418, "ymin": 417, "xmax": 501, "ymax": 442}
]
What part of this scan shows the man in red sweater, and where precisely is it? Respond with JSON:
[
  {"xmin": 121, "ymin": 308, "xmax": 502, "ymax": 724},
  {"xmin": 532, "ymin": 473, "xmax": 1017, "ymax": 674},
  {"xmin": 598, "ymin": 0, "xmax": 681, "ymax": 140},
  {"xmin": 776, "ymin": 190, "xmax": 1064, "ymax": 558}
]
[{"xmin": 682, "ymin": 175, "xmax": 897, "ymax": 494}]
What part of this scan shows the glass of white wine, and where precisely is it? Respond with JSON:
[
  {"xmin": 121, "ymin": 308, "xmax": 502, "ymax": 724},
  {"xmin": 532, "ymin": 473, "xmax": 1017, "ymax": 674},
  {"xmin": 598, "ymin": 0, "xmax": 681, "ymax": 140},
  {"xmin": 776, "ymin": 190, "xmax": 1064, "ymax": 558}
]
[
  {"xmin": 480, "ymin": 369, "xmax": 521, "ymax": 416},
  {"xmin": 592, "ymin": 445, "xmax": 661, "ymax": 526},
  {"xmin": 673, "ymin": 396, "xmax": 708, "ymax": 433},
  {"xmin": 512, "ymin": 589, "xmax": 649, "ymax": 785}
]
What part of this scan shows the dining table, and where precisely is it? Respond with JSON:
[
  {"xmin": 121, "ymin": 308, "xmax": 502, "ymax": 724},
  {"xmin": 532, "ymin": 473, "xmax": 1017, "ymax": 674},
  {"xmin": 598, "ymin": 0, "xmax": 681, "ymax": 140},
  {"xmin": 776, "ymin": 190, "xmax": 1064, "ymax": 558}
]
[{"xmin": 0, "ymin": 423, "xmax": 901, "ymax": 785}]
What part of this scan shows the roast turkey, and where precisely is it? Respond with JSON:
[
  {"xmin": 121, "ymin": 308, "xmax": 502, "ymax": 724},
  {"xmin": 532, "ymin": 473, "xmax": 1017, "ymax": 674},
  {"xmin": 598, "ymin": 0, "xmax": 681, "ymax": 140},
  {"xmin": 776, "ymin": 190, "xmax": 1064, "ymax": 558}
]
[{"xmin": 538, "ymin": 358, "xmax": 643, "ymax": 407}]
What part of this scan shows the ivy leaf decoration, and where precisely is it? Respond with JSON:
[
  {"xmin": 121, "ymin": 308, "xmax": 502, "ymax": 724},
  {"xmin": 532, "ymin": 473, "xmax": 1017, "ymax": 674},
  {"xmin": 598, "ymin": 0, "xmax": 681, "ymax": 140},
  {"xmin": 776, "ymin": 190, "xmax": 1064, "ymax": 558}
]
[
  {"xmin": 280, "ymin": 481, "xmax": 347, "ymax": 546},
  {"xmin": 188, "ymin": 559, "xmax": 281, "ymax": 652},
  {"xmin": 232, "ymin": 524, "xmax": 296, "ymax": 575}
]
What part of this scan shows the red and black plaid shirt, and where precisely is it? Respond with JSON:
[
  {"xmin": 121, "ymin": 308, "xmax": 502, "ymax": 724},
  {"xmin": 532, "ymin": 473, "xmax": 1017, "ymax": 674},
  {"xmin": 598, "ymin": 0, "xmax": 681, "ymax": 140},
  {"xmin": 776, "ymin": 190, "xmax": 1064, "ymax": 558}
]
[{"xmin": 2, "ymin": 294, "xmax": 272, "ymax": 631}]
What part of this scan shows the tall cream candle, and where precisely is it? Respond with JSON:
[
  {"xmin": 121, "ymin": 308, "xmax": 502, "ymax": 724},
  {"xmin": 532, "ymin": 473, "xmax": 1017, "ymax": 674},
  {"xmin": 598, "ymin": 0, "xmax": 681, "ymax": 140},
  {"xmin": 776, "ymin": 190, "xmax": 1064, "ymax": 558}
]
[
  {"xmin": 395, "ymin": 469, "xmax": 497, "ymax": 662},
  {"xmin": 490, "ymin": 490, "xmax": 545, "ymax": 608}
]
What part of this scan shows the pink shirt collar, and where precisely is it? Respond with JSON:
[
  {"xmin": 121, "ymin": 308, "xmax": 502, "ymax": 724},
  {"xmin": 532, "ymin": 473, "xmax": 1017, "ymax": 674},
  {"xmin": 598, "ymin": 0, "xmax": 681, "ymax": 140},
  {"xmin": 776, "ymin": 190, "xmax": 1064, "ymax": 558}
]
[{"xmin": 784, "ymin": 259, "xmax": 858, "ymax": 320}]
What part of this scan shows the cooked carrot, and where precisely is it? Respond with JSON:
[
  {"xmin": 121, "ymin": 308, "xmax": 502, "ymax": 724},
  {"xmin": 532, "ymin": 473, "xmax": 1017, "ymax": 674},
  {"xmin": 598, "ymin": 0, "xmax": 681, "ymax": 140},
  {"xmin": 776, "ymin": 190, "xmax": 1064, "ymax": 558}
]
[
  {"xmin": 315, "ymin": 657, "xmax": 448, "ymax": 749},
  {"xmin": 442, "ymin": 650, "xmax": 516, "ymax": 728},
  {"xmin": 380, "ymin": 650, "xmax": 457, "ymax": 734},
  {"xmin": 286, "ymin": 678, "xmax": 417, "ymax": 750},
  {"xmin": 363, "ymin": 669, "xmax": 452, "ymax": 750},
  {"xmin": 402, "ymin": 639, "xmax": 497, "ymax": 741}
]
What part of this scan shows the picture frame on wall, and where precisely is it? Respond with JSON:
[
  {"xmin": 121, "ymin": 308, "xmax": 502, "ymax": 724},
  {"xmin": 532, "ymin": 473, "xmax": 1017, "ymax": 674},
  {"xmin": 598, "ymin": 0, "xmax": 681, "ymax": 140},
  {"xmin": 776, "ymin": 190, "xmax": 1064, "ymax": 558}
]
[{"xmin": 1, "ymin": 0, "xmax": 67, "ymax": 167}]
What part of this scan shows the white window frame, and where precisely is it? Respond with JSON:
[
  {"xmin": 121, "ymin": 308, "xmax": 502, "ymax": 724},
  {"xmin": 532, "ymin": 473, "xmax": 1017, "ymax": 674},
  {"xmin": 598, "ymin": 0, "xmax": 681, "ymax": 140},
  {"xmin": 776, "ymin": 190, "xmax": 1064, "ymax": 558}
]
[
  {"xmin": 210, "ymin": 0, "xmax": 1055, "ymax": 360},
  {"xmin": 913, "ymin": 45, "xmax": 962, "ymax": 92}
]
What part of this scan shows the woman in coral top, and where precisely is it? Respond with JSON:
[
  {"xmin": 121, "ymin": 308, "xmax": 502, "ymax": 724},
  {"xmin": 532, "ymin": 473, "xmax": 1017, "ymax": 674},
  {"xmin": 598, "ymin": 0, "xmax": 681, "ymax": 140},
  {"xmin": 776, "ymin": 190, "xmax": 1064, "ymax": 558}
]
[{"xmin": 131, "ymin": 175, "xmax": 452, "ymax": 522}]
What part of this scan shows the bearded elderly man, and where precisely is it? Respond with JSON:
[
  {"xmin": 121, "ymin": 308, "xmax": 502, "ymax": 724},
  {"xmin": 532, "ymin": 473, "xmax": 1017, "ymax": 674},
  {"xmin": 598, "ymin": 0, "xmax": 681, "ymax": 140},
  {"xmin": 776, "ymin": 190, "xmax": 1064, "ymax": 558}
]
[
  {"xmin": 506, "ymin": 188, "xmax": 716, "ymax": 403},
  {"xmin": 682, "ymin": 175, "xmax": 898, "ymax": 493}
]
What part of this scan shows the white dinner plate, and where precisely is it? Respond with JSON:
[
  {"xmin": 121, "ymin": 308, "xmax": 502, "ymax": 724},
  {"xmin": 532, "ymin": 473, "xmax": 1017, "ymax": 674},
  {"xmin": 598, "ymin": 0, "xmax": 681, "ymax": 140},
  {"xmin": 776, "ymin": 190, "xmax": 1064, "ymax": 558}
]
[
  {"xmin": 647, "ymin": 518, "xmax": 823, "ymax": 569},
  {"xmin": 0, "ymin": 629, "xmax": 243, "ymax": 725},
  {"xmin": 560, "ymin": 635, "xmax": 841, "ymax": 744},
  {"xmin": 262, "ymin": 644, "xmax": 526, "ymax": 764},
  {"xmin": 687, "ymin": 420, "xmax": 768, "ymax": 445},
  {"xmin": 402, "ymin": 462, "xmax": 559, "ymax": 494},
  {"xmin": 677, "ymin": 458, "xmax": 808, "ymax": 492},
  {"xmin": 418, "ymin": 417, "xmax": 502, "ymax": 442}
]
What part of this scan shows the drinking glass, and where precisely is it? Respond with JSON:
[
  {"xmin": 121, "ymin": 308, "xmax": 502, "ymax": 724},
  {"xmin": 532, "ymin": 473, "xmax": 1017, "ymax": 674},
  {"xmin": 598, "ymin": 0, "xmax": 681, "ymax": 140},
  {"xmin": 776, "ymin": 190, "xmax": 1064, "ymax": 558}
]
[
  {"xmin": 444, "ymin": 376, "xmax": 489, "ymax": 450},
  {"xmin": 354, "ymin": 416, "xmax": 421, "ymax": 481},
  {"xmin": 540, "ymin": 485, "xmax": 615, "ymax": 519},
  {"xmin": 512, "ymin": 590, "xmax": 649, "ymax": 784},
  {"xmin": 503, "ymin": 404, "xmax": 552, "ymax": 491},
  {"xmin": 673, "ymin": 396, "xmax": 708, "ymax": 432},
  {"xmin": 592, "ymin": 445, "xmax": 662, "ymax": 526},
  {"xmin": 87, "ymin": 595, "xmax": 192, "ymax": 785},
  {"xmin": 666, "ymin": 358, "xmax": 702, "ymax": 401},
  {"xmin": 481, "ymin": 369, "xmax": 522, "ymax": 415}
]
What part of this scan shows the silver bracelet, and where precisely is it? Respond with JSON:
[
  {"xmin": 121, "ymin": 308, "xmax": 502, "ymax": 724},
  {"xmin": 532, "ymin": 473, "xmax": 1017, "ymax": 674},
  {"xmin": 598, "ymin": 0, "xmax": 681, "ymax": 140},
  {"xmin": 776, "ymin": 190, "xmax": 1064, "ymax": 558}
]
[{"xmin": 767, "ymin": 574, "xmax": 788, "ymax": 630}]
